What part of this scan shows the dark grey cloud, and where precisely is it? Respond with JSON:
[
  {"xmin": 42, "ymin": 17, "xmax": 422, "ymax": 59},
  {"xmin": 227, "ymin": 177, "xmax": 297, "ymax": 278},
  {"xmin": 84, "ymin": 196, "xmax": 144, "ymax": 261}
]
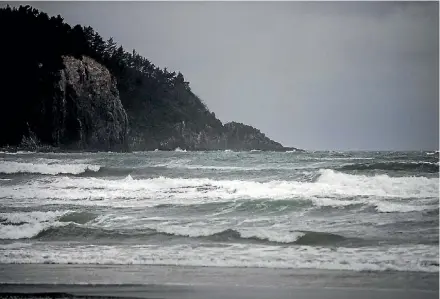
[{"xmin": 7, "ymin": 1, "xmax": 439, "ymax": 150}]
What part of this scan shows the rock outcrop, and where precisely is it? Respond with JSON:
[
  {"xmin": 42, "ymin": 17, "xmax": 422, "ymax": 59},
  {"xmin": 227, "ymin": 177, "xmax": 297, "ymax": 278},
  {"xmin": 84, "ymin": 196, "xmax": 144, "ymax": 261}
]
[
  {"xmin": 1, "ymin": 5, "xmax": 303, "ymax": 152},
  {"xmin": 50, "ymin": 56, "xmax": 128, "ymax": 151},
  {"xmin": 128, "ymin": 120, "xmax": 299, "ymax": 151},
  {"xmin": 223, "ymin": 122, "xmax": 284, "ymax": 151}
]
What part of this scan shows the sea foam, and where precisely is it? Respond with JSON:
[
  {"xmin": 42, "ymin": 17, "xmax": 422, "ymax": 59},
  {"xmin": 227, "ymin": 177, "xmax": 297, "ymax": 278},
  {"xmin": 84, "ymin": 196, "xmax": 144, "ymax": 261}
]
[
  {"xmin": 0, "ymin": 161, "xmax": 100, "ymax": 175},
  {"xmin": 0, "ymin": 170, "xmax": 436, "ymax": 212},
  {"xmin": 1, "ymin": 243, "xmax": 437, "ymax": 273},
  {"xmin": 0, "ymin": 211, "xmax": 70, "ymax": 239}
]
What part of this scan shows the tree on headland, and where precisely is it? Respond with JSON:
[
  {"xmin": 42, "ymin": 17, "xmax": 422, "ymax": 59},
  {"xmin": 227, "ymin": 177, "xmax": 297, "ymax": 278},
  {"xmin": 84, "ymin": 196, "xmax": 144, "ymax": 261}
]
[{"xmin": 0, "ymin": 4, "xmax": 222, "ymax": 147}]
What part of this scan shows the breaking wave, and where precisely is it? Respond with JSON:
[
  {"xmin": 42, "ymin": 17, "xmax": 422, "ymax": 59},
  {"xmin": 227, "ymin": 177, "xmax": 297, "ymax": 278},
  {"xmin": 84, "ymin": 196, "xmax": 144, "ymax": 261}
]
[
  {"xmin": 79, "ymin": 166, "xmax": 133, "ymax": 177},
  {"xmin": 0, "ymin": 211, "xmax": 98, "ymax": 240},
  {"xmin": 0, "ymin": 210, "xmax": 360, "ymax": 246},
  {"xmin": 0, "ymin": 211, "xmax": 70, "ymax": 239},
  {"xmin": 1, "ymin": 243, "xmax": 437, "ymax": 272},
  {"xmin": 58, "ymin": 211, "xmax": 98, "ymax": 224},
  {"xmin": 159, "ymin": 228, "xmax": 358, "ymax": 246},
  {"xmin": 0, "ymin": 161, "xmax": 100, "ymax": 175},
  {"xmin": 1, "ymin": 152, "xmax": 438, "ymax": 275},
  {"xmin": 1, "ymin": 170, "xmax": 437, "ymax": 211},
  {"xmin": 0, "ymin": 151, "xmax": 36, "ymax": 155},
  {"xmin": 29, "ymin": 225, "xmax": 358, "ymax": 247},
  {"xmin": 338, "ymin": 161, "xmax": 439, "ymax": 173}
]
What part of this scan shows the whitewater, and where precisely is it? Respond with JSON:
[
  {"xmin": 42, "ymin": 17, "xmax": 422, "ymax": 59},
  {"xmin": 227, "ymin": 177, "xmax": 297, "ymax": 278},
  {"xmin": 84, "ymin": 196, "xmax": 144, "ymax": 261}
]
[{"xmin": 0, "ymin": 150, "xmax": 438, "ymax": 274}]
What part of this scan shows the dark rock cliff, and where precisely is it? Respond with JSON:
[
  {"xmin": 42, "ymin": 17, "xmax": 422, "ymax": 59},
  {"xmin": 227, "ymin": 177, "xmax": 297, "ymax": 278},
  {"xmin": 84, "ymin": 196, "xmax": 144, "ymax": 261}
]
[
  {"xmin": 3, "ymin": 54, "xmax": 294, "ymax": 153},
  {"xmin": 51, "ymin": 56, "xmax": 128, "ymax": 151},
  {"xmin": 2, "ymin": 55, "xmax": 129, "ymax": 152},
  {"xmin": 0, "ymin": 5, "xmax": 302, "ymax": 152},
  {"xmin": 129, "ymin": 121, "xmax": 226, "ymax": 151},
  {"xmin": 223, "ymin": 122, "xmax": 284, "ymax": 151},
  {"xmin": 128, "ymin": 119, "xmax": 299, "ymax": 151}
]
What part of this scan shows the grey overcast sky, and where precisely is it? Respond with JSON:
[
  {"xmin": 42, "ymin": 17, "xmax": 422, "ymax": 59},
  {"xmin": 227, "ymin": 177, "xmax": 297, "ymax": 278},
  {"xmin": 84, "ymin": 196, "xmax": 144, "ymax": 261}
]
[{"xmin": 9, "ymin": 1, "xmax": 439, "ymax": 150}]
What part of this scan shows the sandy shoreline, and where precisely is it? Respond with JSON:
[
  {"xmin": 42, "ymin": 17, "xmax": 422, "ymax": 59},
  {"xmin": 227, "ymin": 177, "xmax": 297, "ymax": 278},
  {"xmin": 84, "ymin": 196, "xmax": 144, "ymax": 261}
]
[
  {"xmin": 0, "ymin": 284, "xmax": 438, "ymax": 299},
  {"xmin": 0, "ymin": 264, "xmax": 438, "ymax": 298}
]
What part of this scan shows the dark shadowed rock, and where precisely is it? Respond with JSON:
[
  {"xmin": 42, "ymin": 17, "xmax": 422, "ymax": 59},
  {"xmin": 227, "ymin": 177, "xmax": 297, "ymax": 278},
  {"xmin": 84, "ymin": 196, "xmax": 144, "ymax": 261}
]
[
  {"xmin": 129, "ymin": 120, "xmax": 299, "ymax": 152},
  {"xmin": 0, "ymin": 6, "xmax": 302, "ymax": 152},
  {"xmin": 223, "ymin": 122, "xmax": 284, "ymax": 151},
  {"xmin": 51, "ymin": 56, "xmax": 128, "ymax": 151}
]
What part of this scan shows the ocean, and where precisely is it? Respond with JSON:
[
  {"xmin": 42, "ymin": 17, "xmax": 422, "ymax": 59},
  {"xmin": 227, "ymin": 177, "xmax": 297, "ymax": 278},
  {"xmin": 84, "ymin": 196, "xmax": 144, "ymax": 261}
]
[{"xmin": 0, "ymin": 150, "xmax": 438, "ymax": 297}]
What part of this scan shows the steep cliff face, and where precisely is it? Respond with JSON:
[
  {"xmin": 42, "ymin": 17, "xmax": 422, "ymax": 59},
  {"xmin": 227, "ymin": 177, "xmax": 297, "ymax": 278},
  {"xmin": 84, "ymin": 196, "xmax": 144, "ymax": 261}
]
[
  {"xmin": 50, "ymin": 56, "xmax": 128, "ymax": 151},
  {"xmin": 1, "ymin": 6, "xmax": 302, "ymax": 152}
]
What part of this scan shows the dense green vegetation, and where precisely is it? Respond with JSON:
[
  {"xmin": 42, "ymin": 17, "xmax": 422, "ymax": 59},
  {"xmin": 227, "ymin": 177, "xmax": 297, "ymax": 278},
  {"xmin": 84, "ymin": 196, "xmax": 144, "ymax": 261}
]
[{"xmin": 0, "ymin": 5, "xmax": 223, "ymax": 148}]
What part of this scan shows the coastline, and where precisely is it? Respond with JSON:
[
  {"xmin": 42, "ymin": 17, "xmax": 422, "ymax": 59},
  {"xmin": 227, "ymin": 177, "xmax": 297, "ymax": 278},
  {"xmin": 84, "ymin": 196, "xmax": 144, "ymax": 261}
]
[
  {"xmin": 0, "ymin": 264, "xmax": 438, "ymax": 299},
  {"xmin": 1, "ymin": 285, "xmax": 437, "ymax": 299},
  {"xmin": 0, "ymin": 146, "xmax": 304, "ymax": 154}
]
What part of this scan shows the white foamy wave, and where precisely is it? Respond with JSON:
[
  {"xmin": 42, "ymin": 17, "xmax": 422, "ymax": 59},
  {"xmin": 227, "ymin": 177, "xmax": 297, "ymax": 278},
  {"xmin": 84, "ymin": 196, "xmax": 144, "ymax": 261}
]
[
  {"xmin": 426, "ymin": 151, "xmax": 439, "ymax": 155},
  {"xmin": 238, "ymin": 228, "xmax": 304, "ymax": 243},
  {"xmin": 0, "ymin": 151, "xmax": 36, "ymax": 155},
  {"xmin": 416, "ymin": 161, "xmax": 439, "ymax": 165},
  {"xmin": 374, "ymin": 202, "xmax": 438, "ymax": 213},
  {"xmin": 153, "ymin": 160, "xmax": 325, "ymax": 171},
  {"xmin": 0, "ymin": 161, "xmax": 100, "ymax": 175},
  {"xmin": 0, "ymin": 223, "xmax": 48, "ymax": 239},
  {"xmin": 0, "ymin": 242, "xmax": 33, "ymax": 249},
  {"xmin": 317, "ymin": 169, "xmax": 438, "ymax": 199},
  {"xmin": 1, "ymin": 171, "xmax": 437, "ymax": 208},
  {"xmin": 176, "ymin": 164, "xmax": 251, "ymax": 171},
  {"xmin": 154, "ymin": 159, "xmax": 192, "ymax": 168},
  {"xmin": 132, "ymin": 150, "xmax": 163, "ymax": 154},
  {"xmin": 0, "ymin": 210, "xmax": 70, "ymax": 239},
  {"xmin": 180, "ymin": 164, "xmax": 319, "ymax": 171},
  {"xmin": 124, "ymin": 174, "xmax": 134, "ymax": 181},
  {"xmin": 1, "ymin": 243, "xmax": 437, "ymax": 272},
  {"xmin": 0, "ymin": 211, "xmax": 67, "ymax": 224},
  {"xmin": 148, "ymin": 224, "xmax": 225, "ymax": 238},
  {"xmin": 174, "ymin": 147, "xmax": 187, "ymax": 152},
  {"xmin": 139, "ymin": 223, "xmax": 303, "ymax": 243},
  {"xmin": 318, "ymin": 157, "xmax": 374, "ymax": 160}
]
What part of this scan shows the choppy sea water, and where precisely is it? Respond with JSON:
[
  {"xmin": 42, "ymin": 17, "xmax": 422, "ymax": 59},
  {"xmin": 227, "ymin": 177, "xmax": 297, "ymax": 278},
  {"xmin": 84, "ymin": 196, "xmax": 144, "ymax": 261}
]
[{"xmin": 0, "ymin": 150, "xmax": 438, "ymax": 274}]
